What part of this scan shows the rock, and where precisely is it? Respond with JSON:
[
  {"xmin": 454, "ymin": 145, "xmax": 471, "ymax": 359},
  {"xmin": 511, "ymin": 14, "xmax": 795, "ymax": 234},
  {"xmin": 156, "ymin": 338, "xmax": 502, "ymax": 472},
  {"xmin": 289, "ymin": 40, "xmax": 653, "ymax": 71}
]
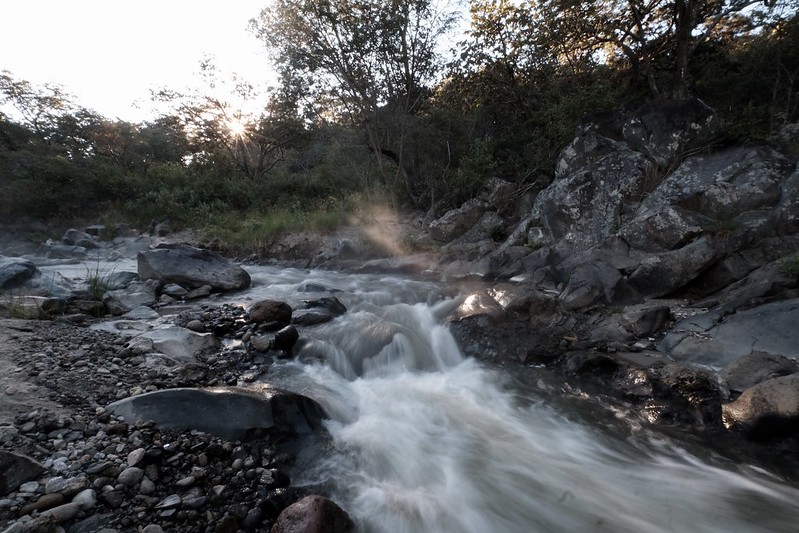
[
  {"xmin": 141, "ymin": 526, "xmax": 165, "ymax": 533},
  {"xmin": 127, "ymin": 448, "xmax": 146, "ymax": 467},
  {"xmin": 106, "ymin": 386, "xmax": 325, "ymax": 440},
  {"xmin": 71, "ymin": 488, "xmax": 96, "ymax": 510},
  {"xmin": 555, "ymin": 128, "xmax": 629, "ymax": 179},
  {"xmin": 531, "ymin": 148, "xmax": 653, "ymax": 252},
  {"xmin": 645, "ymin": 362, "xmax": 723, "ymax": 428},
  {"xmin": 127, "ymin": 327, "xmax": 220, "ymax": 363},
  {"xmin": 303, "ymin": 297, "xmax": 347, "ymax": 316},
  {"xmin": 19, "ymin": 492, "xmax": 64, "ymax": 514},
  {"xmin": 723, "ymin": 352, "xmax": 799, "ymax": 394},
  {"xmin": 619, "ymin": 206, "xmax": 710, "ymax": 253},
  {"xmin": 559, "ymin": 261, "xmax": 624, "ymax": 311},
  {"xmin": 250, "ymin": 335, "xmax": 272, "ymax": 352},
  {"xmin": 185, "ymin": 284, "xmax": 212, "ymax": 300},
  {"xmin": 102, "ymin": 279, "xmax": 160, "ymax": 315},
  {"xmin": 62, "ymin": 228, "xmax": 97, "ymax": 246},
  {"xmin": 122, "ymin": 306, "xmax": 160, "ymax": 320},
  {"xmin": 271, "ymin": 495, "xmax": 355, "ymax": 533},
  {"xmin": 185, "ymin": 319, "xmax": 205, "ymax": 333},
  {"xmin": 104, "ymin": 271, "xmax": 139, "ymax": 290},
  {"xmin": 46, "ymin": 244, "xmax": 87, "ymax": 258},
  {"xmin": 660, "ymin": 298, "xmax": 799, "ymax": 366},
  {"xmin": 155, "ymin": 494, "xmax": 181, "ymax": 510},
  {"xmin": 0, "ymin": 256, "xmax": 37, "ymax": 290},
  {"xmin": 451, "ymin": 211, "xmax": 505, "ymax": 245},
  {"xmin": 118, "ymin": 467, "xmax": 144, "ymax": 487},
  {"xmin": 44, "ymin": 476, "xmax": 87, "ymax": 496},
  {"xmin": 0, "ymin": 451, "xmax": 44, "ymax": 496},
  {"xmin": 138, "ymin": 243, "xmax": 251, "ymax": 291},
  {"xmin": 590, "ymin": 304, "xmax": 671, "ymax": 343},
  {"xmin": 274, "ymin": 326, "xmax": 299, "ymax": 353},
  {"xmin": 429, "ymin": 198, "xmax": 489, "ymax": 243},
  {"xmin": 722, "ymin": 374, "xmax": 799, "ymax": 438},
  {"xmin": 628, "ymin": 236, "xmax": 719, "ymax": 298},
  {"xmin": 291, "ymin": 310, "xmax": 334, "ymax": 326},
  {"xmin": 161, "ymin": 283, "xmax": 189, "ymax": 297},
  {"xmin": 249, "ymin": 300, "xmax": 292, "ymax": 326}
]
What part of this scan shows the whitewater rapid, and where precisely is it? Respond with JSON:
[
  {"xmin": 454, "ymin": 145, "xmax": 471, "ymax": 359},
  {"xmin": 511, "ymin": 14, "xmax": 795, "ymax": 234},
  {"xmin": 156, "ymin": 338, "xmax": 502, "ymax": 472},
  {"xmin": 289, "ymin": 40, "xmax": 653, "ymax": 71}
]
[{"xmin": 236, "ymin": 266, "xmax": 799, "ymax": 533}]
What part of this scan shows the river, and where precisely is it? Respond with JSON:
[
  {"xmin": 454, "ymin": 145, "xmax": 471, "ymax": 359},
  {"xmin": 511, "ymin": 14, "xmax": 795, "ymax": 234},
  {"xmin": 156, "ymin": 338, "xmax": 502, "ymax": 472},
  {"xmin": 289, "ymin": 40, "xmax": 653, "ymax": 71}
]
[
  {"xmin": 50, "ymin": 260, "xmax": 799, "ymax": 532},
  {"xmin": 234, "ymin": 266, "xmax": 799, "ymax": 532}
]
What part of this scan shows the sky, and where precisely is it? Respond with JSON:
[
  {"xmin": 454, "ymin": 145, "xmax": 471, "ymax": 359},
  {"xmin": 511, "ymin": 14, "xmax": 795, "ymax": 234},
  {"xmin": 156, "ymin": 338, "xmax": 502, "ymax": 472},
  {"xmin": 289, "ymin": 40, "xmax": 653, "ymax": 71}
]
[{"xmin": 1, "ymin": 0, "xmax": 275, "ymax": 122}]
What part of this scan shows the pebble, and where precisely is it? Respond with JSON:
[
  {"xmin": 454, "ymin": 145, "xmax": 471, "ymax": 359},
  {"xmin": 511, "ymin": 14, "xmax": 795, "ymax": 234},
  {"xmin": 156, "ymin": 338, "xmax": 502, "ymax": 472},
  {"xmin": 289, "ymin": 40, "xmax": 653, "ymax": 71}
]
[
  {"xmin": 175, "ymin": 475, "xmax": 196, "ymax": 488},
  {"xmin": 20, "ymin": 492, "xmax": 64, "ymax": 515},
  {"xmin": 72, "ymin": 488, "xmax": 97, "ymax": 510},
  {"xmin": 156, "ymin": 494, "xmax": 181, "ymax": 510},
  {"xmin": 117, "ymin": 467, "xmax": 144, "ymax": 487},
  {"xmin": 141, "ymin": 526, "xmax": 165, "ymax": 533},
  {"xmin": 127, "ymin": 448, "xmax": 146, "ymax": 467},
  {"xmin": 18, "ymin": 481, "xmax": 39, "ymax": 493},
  {"xmin": 139, "ymin": 477, "xmax": 156, "ymax": 496}
]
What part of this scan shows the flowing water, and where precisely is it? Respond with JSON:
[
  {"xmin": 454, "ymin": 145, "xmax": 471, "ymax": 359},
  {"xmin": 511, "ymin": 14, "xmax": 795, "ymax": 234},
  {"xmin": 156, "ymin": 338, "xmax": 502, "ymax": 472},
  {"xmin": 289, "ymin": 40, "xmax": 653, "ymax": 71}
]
[
  {"xmin": 53, "ymin": 260, "xmax": 799, "ymax": 531},
  {"xmin": 234, "ymin": 266, "xmax": 799, "ymax": 533}
]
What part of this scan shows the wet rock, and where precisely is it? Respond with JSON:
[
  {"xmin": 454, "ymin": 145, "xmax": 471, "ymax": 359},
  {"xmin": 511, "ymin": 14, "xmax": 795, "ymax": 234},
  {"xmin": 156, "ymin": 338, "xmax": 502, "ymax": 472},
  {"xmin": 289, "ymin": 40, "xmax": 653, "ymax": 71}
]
[
  {"xmin": 723, "ymin": 374, "xmax": 799, "ymax": 438},
  {"xmin": 106, "ymin": 386, "xmax": 325, "ymax": 440},
  {"xmin": 291, "ymin": 310, "xmax": 335, "ymax": 326},
  {"xmin": 162, "ymin": 283, "xmax": 189, "ymax": 298},
  {"xmin": 271, "ymin": 495, "xmax": 355, "ymax": 533},
  {"xmin": 249, "ymin": 300, "xmax": 292, "ymax": 326},
  {"xmin": 274, "ymin": 326, "xmax": 300, "ymax": 353},
  {"xmin": 185, "ymin": 319, "xmax": 205, "ymax": 333},
  {"xmin": 723, "ymin": 352, "xmax": 799, "ymax": 394},
  {"xmin": 186, "ymin": 284, "xmax": 212, "ymax": 300},
  {"xmin": 250, "ymin": 335, "xmax": 272, "ymax": 352},
  {"xmin": 138, "ymin": 243, "xmax": 251, "ymax": 291},
  {"xmin": 0, "ymin": 451, "xmax": 44, "ymax": 496},
  {"xmin": 303, "ymin": 297, "xmax": 346, "ymax": 316}
]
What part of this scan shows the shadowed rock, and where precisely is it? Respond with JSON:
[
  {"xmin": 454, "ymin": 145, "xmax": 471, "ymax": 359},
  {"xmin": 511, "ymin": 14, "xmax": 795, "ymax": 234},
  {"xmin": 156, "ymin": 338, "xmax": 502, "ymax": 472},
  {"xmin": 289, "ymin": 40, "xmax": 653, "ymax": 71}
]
[
  {"xmin": 138, "ymin": 243, "xmax": 251, "ymax": 291},
  {"xmin": 0, "ymin": 450, "xmax": 44, "ymax": 496},
  {"xmin": 106, "ymin": 387, "xmax": 325, "ymax": 440},
  {"xmin": 271, "ymin": 495, "xmax": 355, "ymax": 533}
]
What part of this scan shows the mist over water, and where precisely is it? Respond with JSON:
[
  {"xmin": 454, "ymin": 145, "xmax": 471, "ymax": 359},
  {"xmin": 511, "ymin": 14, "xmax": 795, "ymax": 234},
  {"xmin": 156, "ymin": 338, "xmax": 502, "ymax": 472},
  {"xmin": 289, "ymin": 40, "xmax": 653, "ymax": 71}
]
[{"xmin": 244, "ymin": 267, "xmax": 799, "ymax": 533}]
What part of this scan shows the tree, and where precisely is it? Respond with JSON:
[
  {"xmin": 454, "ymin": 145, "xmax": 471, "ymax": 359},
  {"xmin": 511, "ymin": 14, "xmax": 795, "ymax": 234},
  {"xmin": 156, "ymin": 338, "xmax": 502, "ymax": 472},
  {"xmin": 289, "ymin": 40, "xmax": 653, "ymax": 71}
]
[
  {"xmin": 251, "ymin": 0, "xmax": 458, "ymax": 204},
  {"xmin": 538, "ymin": 0, "xmax": 791, "ymax": 97},
  {"xmin": 153, "ymin": 59, "xmax": 292, "ymax": 180}
]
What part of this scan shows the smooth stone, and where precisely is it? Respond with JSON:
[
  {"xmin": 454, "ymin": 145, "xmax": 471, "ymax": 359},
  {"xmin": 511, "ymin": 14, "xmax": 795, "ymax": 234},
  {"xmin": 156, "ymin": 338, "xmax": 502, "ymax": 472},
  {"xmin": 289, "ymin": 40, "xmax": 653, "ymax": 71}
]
[
  {"xmin": 155, "ymin": 494, "xmax": 181, "ymax": 510},
  {"xmin": 127, "ymin": 448, "xmax": 146, "ymax": 467},
  {"xmin": 139, "ymin": 477, "xmax": 156, "ymax": 496},
  {"xmin": 72, "ymin": 488, "xmax": 97, "ymax": 510},
  {"xmin": 117, "ymin": 467, "xmax": 144, "ymax": 487}
]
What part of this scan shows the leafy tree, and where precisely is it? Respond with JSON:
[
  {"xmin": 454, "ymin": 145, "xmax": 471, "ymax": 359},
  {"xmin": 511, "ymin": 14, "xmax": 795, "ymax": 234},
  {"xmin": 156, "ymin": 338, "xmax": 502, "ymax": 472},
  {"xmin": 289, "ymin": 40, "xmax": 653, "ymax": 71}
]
[
  {"xmin": 153, "ymin": 59, "xmax": 292, "ymax": 180},
  {"xmin": 252, "ymin": 0, "xmax": 459, "ymax": 204}
]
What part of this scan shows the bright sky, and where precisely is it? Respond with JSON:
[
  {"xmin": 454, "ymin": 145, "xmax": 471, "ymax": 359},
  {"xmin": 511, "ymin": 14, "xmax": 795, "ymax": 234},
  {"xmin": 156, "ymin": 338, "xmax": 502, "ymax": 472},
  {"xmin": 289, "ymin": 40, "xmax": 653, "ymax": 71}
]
[{"xmin": 1, "ymin": 0, "xmax": 274, "ymax": 122}]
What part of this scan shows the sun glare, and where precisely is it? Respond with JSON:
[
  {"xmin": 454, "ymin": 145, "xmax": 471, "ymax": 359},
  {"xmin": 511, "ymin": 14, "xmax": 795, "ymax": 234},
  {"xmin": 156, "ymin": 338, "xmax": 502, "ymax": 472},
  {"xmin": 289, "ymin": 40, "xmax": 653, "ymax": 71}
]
[{"xmin": 227, "ymin": 117, "xmax": 247, "ymax": 137}]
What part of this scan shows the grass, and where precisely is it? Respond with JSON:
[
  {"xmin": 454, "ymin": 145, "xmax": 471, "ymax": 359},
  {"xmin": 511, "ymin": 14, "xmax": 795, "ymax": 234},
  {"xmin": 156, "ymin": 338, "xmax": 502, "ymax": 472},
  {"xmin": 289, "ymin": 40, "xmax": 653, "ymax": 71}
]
[
  {"xmin": 0, "ymin": 295, "xmax": 51, "ymax": 319},
  {"xmin": 779, "ymin": 252, "xmax": 799, "ymax": 278}
]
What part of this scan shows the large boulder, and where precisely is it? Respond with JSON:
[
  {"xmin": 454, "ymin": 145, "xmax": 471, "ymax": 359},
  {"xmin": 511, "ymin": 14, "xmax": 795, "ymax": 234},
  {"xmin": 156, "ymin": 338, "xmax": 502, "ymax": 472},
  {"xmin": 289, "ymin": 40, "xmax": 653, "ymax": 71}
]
[
  {"xmin": 0, "ymin": 256, "xmax": 37, "ymax": 290},
  {"xmin": 531, "ymin": 149, "xmax": 653, "ymax": 252},
  {"xmin": 558, "ymin": 261, "xmax": 624, "ymax": 311},
  {"xmin": 722, "ymin": 374, "xmax": 799, "ymax": 438},
  {"xmin": 137, "ymin": 243, "xmax": 250, "ymax": 291},
  {"xmin": 249, "ymin": 299, "xmax": 293, "ymax": 326},
  {"xmin": 555, "ymin": 129, "xmax": 629, "ymax": 179},
  {"xmin": 621, "ymin": 98, "xmax": 717, "ymax": 167},
  {"xmin": 106, "ymin": 386, "xmax": 325, "ymax": 440},
  {"xmin": 271, "ymin": 495, "xmax": 355, "ymax": 533},
  {"xmin": 429, "ymin": 199, "xmax": 489, "ymax": 243}
]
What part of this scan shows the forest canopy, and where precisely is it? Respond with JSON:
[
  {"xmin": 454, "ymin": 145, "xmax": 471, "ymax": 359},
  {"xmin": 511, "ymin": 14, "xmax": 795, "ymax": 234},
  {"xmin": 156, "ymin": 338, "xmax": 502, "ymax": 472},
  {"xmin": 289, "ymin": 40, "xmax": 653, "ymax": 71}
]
[{"xmin": 1, "ymin": 0, "xmax": 797, "ymax": 248}]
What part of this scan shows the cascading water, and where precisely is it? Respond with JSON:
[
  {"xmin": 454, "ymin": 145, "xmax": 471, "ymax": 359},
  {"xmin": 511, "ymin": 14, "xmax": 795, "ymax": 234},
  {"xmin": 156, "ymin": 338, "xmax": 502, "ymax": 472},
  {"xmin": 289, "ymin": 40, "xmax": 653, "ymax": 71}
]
[{"xmin": 238, "ymin": 266, "xmax": 799, "ymax": 533}]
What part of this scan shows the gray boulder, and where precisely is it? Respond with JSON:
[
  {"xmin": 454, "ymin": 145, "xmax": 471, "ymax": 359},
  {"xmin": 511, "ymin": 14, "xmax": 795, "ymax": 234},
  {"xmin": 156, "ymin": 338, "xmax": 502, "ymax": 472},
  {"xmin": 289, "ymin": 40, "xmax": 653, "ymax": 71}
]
[
  {"xmin": 271, "ymin": 495, "xmax": 355, "ymax": 533},
  {"xmin": 619, "ymin": 206, "xmax": 710, "ymax": 253},
  {"xmin": 106, "ymin": 386, "xmax": 325, "ymax": 440},
  {"xmin": 429, "ymin": 198, "xmax": 489, "ymax": 243},
  {"xmin": 531, "ymin": 148, "xmax": 653, "ymax": 252},
  {"xmin": 62, "ymin": 228, "xmax": 97, "ymax": 247},
  {"xmin": 628, "ymin": 236, "xmax": 718, "ymax": 298},
  {"xmin": 722, "ymin": 374, "xmax": 799, "ymax": 438},
  {"xmin": 138, "ymin": 244, "xmax": 251, "ymax": 291},
  {"xmin": 0, "ymin": 256, "xmax": 37, "ymax": 290},
  {"xmin": 621, "ymin": 98, "xmax": 717, "ymax": 167},
  {"xmin": 559, "ymin": 261, "xmax": 623, "ymax": 311},
  {"xmin": 555, "ymin": 129, "xmax": 629, "ymax": 179},
  {"xmin": 723, "ymin": 352, "xmax": 799, "ymax": 394}
]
